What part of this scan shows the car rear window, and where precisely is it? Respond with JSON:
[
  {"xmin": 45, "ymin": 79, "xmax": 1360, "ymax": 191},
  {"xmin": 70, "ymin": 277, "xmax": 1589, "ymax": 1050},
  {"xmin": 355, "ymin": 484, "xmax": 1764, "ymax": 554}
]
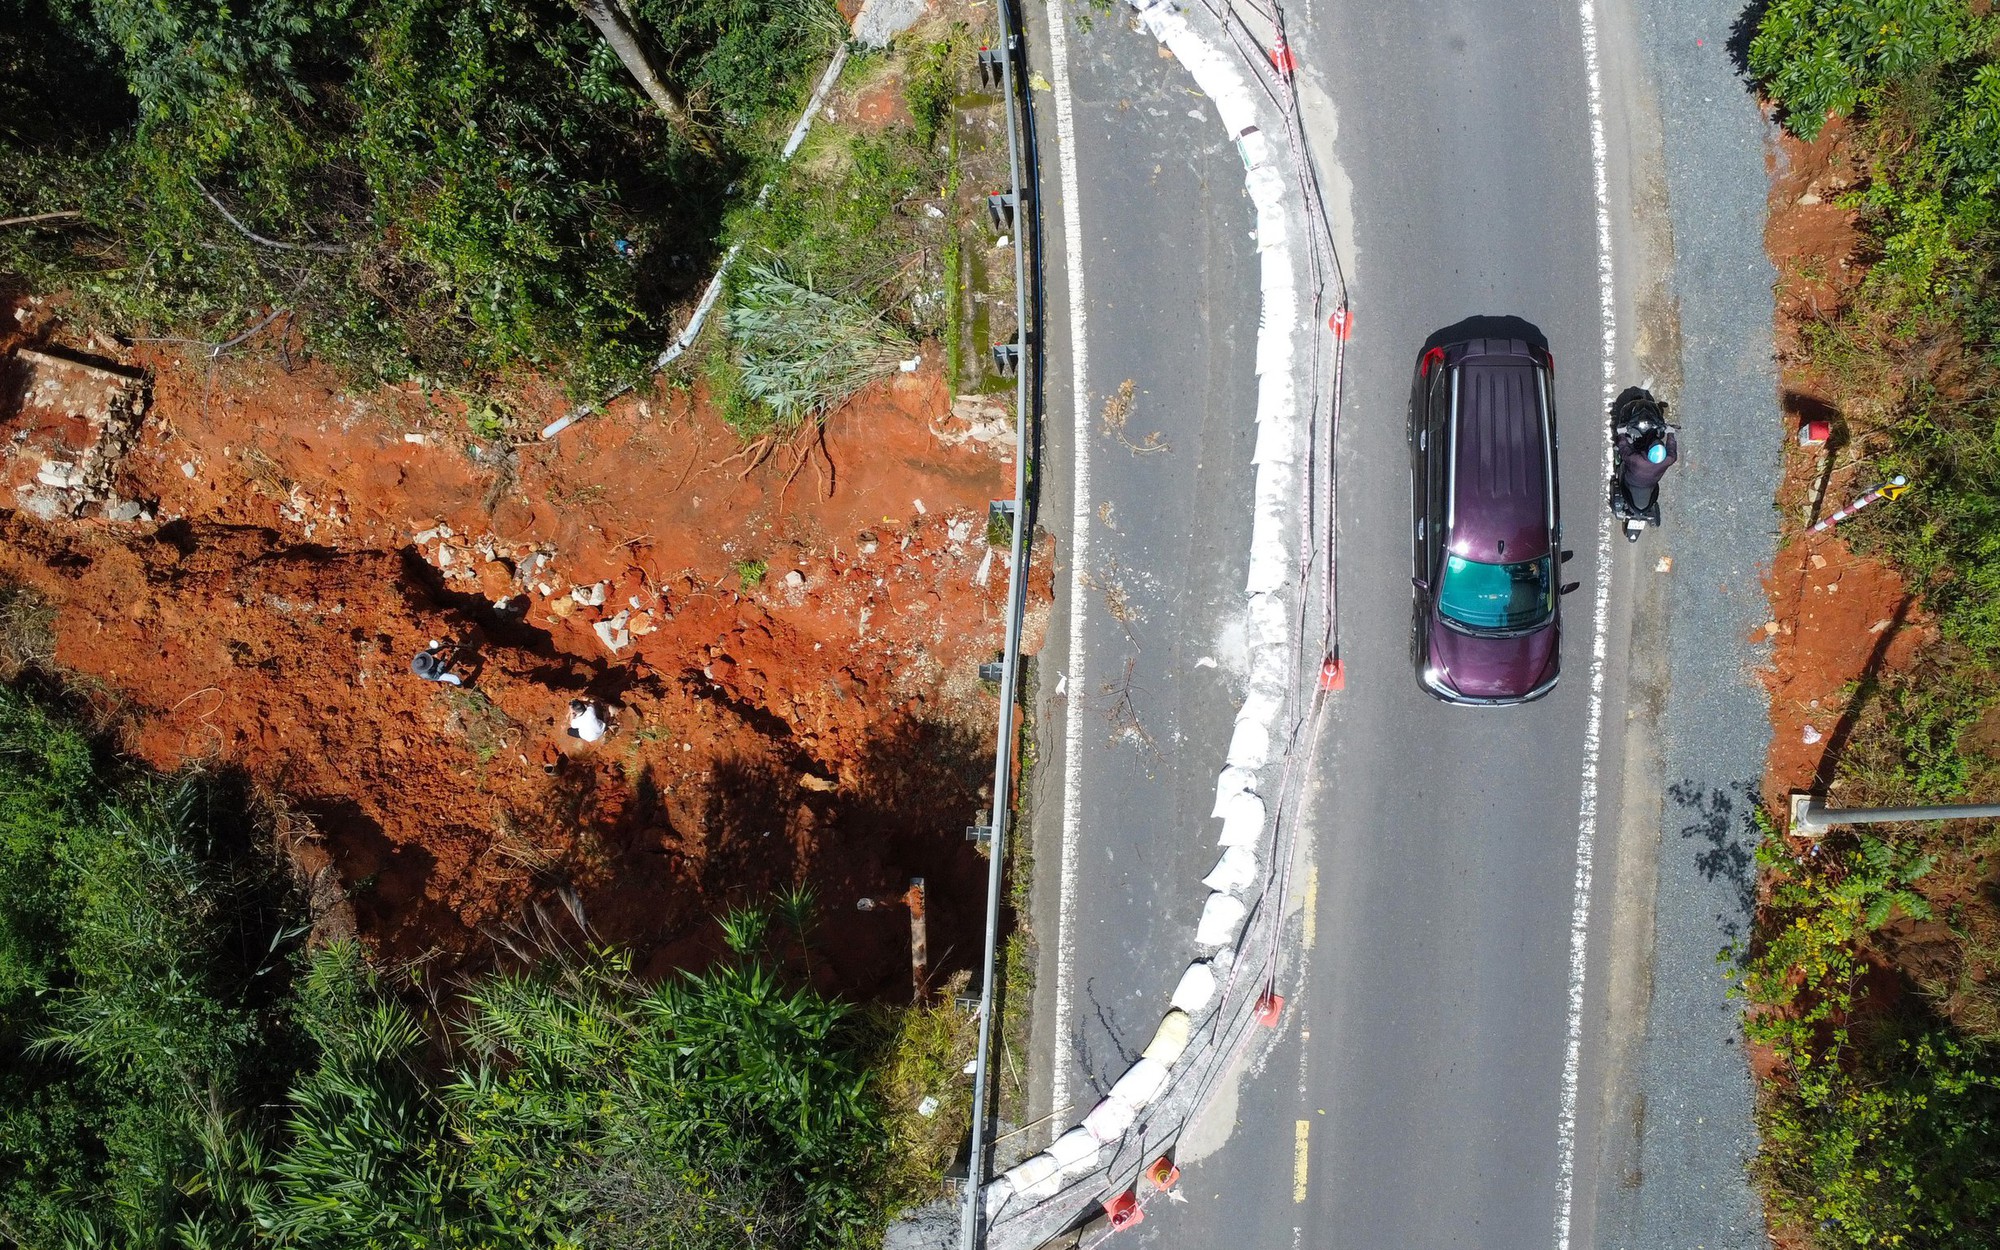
[{"xmin": 1438, "ymin": 553, "xmax": 1552, "ymax": 630}]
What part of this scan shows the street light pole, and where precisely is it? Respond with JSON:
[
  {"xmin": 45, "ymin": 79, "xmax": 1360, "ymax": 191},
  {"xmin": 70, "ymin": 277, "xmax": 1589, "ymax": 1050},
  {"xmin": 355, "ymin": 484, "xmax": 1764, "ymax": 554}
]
[{"xmin": 1788, "ymin": 792, "xmax": 2000, "ymax": 836}]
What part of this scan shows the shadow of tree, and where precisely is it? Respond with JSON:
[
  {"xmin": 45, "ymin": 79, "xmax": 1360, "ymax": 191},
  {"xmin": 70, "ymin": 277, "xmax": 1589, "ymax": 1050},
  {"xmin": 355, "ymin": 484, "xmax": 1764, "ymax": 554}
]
[{"xmin": 1666, "ymin": 777, "xmax": 1761, "ymax": 942}]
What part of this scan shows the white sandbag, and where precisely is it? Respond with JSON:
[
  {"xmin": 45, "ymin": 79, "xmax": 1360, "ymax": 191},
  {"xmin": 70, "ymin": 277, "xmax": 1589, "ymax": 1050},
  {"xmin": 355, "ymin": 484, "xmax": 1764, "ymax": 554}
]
[
  {"xmin": 1171, "ymin": 962, "xmax": 1218, "ymax": 1012},
  {"xmin": 1048, "ymin": 1125, "xmax": 1101, "ymax": 1170},
  {"xmin": 1236, "ymin": 127, "xmax": 1270, "ymax": 169},
  {"xmin": 1143, "ymin": 1008, "xmax": 1193, "ymax": 1063},
  {"xmin": 1195, "ymin": 891, "xmax": 1249, "ymax": 946},
  {"xmin": 1015, "ymin": 1162, "xmax": 1064, "ymax": 1202},
  {"xmin": 1236, "ymin": 688, "xmax": 1282, "ymax": 734},
  {"xmin": 1252, "ymin": 410, "xmax": 1298, "ymax": 466},
  {"xmin": 1218, "ymin": 789, "xmax": 1265, "ymax": 847},
  {"xmin": 985, "ymin": 1175, "xmax": 1016, "ymax": 1210},
  {"xmin": 1005, "ymin": 1153, "xmax": 1059, "ymax": 1190},
  {"xmin": 1109, "ymin": 1057, "xmax": 1170, "ymax": 1110},
  {"xmin": 1082, "ymin": 1095, "xmax": 1136, "ymax": 1144},
  {"xmin": 1246, "ymin": 540, "xmax": 1288, "ymax": 594},
  {"xmin": 1255, "ymin": 314, "xmax": 1295, "ymax": 377},
  {"xmin": 1201, "ymin": 845, "xmax": 1258, "ymax": 893},
  {"xmin": 1226, "ymin": 715, "xmax": 1270, "ymax": 770},
  {"xmin": 1212, "ymin": 765, "xmax": 1257, "ymax": 817},
  {"xmin": 1214, "ymin": 85, "xmax": 1257, "ymax": 136}
]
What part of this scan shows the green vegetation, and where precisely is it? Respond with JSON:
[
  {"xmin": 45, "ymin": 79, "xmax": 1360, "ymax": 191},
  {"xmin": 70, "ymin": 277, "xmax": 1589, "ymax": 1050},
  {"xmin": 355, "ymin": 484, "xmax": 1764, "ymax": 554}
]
[
  {"xmin": 712, "ymin": 25, "xmax": 971, "ymax": 436},
  {"xmin": 1745, "ymin": 4, "xmax": 2000, "ymax": 1245},
  {"xmin": 724, "ymin": 265, "xmax": 915, "ymax": 433},
  {"xmin": 0, "ymin": 678, "xmax": 917, "ymax": 1249},
  {"xmin": 1752, "ymin": 0, "xmax": 2000, "ymax": 655},
  {"xmin": 0, "ymin": 0, "xmax": 841, "ymax": 397},
  {"xmin": 732, "ymin": 556, "xmax": 769, "ymax": 588}
]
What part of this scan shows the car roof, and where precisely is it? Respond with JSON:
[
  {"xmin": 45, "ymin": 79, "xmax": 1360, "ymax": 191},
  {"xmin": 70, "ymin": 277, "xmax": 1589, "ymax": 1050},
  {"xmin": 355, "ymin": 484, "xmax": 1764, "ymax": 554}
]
[{"xmin": 1446, "ymin": 340, "xmax": 1551, "ymax": 563}]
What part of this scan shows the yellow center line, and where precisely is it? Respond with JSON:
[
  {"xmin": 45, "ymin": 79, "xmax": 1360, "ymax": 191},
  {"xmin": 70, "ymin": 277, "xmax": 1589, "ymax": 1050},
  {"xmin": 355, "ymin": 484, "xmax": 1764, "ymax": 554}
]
[
  {"xmin": 1302, "ymin": 864, "xmax": 1320, "ymax": 951},
  {"xmin": 1293, "ymin": 1118, "xmax": 1311, "ymax": 1203}
]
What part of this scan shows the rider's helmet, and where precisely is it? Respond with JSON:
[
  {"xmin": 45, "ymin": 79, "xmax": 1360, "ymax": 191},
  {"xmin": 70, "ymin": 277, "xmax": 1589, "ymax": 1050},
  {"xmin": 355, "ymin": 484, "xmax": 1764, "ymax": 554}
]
[{"xmin": 1646, "ymin": 443, "xmax": 1667, "ymax": 464}]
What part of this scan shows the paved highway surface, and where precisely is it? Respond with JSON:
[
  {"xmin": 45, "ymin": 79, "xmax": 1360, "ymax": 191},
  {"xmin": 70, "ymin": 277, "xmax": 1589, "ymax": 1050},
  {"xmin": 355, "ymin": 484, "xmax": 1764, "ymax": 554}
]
[{"xmin": 1023, "ymin": 0, "xmax": 1771, "ymax": 1246}]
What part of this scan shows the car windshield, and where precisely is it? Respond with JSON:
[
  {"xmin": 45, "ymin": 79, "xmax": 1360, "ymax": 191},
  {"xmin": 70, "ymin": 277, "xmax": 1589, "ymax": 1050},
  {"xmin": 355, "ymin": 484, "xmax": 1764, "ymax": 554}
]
[{"xmin": 1437, "ymin": 553, "xmax": 1552, "ymax": 630}]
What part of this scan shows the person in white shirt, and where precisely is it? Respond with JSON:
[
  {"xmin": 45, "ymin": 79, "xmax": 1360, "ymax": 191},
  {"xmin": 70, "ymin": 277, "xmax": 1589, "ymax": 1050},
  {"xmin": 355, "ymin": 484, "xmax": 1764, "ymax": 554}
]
[{"xmin": 567, "ymin": 699, "xmax": 609, "ymax": 743}]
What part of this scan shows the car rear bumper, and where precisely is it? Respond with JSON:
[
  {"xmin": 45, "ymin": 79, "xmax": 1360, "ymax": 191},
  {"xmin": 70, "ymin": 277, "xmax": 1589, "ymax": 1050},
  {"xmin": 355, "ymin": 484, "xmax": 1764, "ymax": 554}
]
[{"xmin": 1418, "ymin": 667, "xmax": 1561, "ymax": 706}]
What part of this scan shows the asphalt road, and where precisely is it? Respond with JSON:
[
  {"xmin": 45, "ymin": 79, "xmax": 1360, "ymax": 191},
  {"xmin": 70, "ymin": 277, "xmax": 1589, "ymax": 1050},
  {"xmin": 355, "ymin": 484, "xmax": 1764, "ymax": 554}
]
[
  {"xmin": 1022, "ymin": 4, "xmax": 1262, "ymax": 1129},
  {"xmin": 1022, "ymin": 0, "xmax": 1773, "ymax": 1246},
  {"xmin": 1030, "ymin": 0, "xmax": 1632, "ymax": 1242}
]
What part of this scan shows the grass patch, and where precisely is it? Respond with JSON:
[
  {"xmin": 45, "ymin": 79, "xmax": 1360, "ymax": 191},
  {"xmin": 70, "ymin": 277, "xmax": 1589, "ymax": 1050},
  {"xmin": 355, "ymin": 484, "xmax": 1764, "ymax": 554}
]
[
  {"xmin": 0, "ymin": 583, "xmax": 57, "ymax": 677},
  {"xmin": 733, "ymin": 556, "xmax": 769, "ymax": 588},
  {"xmin": 867, "ymin": 976, "xmax": 979, "ymax": 1204},
  {"xmin": 713, "ymin": 24, "xmax": 973, "ymax": 438}
]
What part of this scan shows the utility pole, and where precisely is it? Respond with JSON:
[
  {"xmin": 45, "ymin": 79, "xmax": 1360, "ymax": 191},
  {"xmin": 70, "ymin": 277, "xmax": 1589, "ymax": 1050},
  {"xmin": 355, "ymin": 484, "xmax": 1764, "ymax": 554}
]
[{"xmin": 1788, "ymin": 791, "xmax": 2000, "ymax": 836}]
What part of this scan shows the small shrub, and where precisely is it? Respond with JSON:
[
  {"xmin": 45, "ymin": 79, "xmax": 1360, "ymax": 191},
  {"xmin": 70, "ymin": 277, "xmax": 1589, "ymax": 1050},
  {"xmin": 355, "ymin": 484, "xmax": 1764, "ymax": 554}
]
[{"xmin": 733, "ymin": 556, "xmax": 769, "ymax": 587}]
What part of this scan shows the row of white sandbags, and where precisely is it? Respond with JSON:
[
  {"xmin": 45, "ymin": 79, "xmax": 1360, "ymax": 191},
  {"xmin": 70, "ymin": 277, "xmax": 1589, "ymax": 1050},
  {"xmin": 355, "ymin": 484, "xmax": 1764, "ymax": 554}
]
[{"xmin": 987, "ymin": 0, "xmax": 1306, "ymax": 1219}]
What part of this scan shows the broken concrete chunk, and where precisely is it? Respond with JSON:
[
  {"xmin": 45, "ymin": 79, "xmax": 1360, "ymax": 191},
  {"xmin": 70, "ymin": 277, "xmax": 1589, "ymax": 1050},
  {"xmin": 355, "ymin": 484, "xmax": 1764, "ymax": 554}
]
[
  {"xmin": 571, "ymin": 582, "xmax": 608, "ymax": 607},
  {"xmin": 784, "ymin": 569, "xmax": 805, "ymax": 588},
  {"xmin": 592, "ymin": 610, "xmax": 632, "ymax": 652},
  {"xmin": 35, "ymin": 465, "xmax": 73, "ymax": 489}
]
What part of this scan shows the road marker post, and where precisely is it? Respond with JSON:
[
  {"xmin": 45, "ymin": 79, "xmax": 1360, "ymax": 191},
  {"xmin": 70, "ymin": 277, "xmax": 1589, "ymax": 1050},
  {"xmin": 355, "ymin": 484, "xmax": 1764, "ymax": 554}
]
[
  {"xmin": 1328, "ymin": 306, "xmax": 1352, "ymax": 340},
  {"xmin": 1809, "ymin": 475, "xmax": 1910, "ymax": 535}
]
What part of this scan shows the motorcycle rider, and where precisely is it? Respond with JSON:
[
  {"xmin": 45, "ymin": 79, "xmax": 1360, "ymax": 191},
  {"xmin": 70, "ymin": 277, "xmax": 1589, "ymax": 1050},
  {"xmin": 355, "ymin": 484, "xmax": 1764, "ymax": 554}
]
[
  {"xmin": 1618, "ymin": 425, "xmax": 1677, "ymax": 505},
  {"xmin": 1611, "ymin": 391, "xmax": 1676, "ymax": 528}
]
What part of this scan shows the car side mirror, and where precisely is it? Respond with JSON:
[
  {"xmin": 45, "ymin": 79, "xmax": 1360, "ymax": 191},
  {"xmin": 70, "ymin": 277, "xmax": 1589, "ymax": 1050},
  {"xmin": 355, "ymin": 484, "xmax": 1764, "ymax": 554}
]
[
  {"xmin": 1413, "ymin": 576, "xmax": 1429, "ymax": 591},
  {"xmin": 1559, "ymin": 581, "xmax": 1581, "ymax": 596},
  {"xmin": 1560, "ymin": 550, "xmax": 1575, "ymax": 563}
]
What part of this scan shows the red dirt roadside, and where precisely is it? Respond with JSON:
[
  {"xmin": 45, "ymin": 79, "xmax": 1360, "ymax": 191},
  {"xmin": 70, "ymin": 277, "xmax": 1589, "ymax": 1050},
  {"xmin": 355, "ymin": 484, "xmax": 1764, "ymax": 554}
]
[
  {"xmin": 1760, "ymin": 115, "xmax": 1928, "ymax": 811},
  {"xmin": 0, "ymin": 303, "xmax": 1047, "ymax": 997}
]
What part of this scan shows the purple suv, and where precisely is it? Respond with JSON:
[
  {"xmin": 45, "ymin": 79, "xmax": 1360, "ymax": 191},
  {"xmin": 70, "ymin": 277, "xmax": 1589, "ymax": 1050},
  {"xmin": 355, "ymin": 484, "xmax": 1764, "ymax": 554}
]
[{"xmin": 1409, "ymin": 337, "xmax": 1573, "ymax": 705}]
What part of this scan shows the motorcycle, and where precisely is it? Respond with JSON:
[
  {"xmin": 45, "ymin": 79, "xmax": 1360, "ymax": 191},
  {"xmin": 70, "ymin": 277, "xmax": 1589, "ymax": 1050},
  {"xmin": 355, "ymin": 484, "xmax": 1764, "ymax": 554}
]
[{"xmin": 1609, "ymin": 388, "xmax": 1677, "ymax": 543}]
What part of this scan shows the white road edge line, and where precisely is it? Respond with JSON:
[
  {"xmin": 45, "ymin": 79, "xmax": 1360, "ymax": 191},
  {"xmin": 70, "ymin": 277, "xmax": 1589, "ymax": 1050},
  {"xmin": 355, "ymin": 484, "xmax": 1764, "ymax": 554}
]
[
  {"xmin": 1048, "ymin": 0, "xmax": 1093, "ymax": 1140},
  {"xmin": 1554, "ymin": 0, "xmax": 1618, "ymax": 1246}
]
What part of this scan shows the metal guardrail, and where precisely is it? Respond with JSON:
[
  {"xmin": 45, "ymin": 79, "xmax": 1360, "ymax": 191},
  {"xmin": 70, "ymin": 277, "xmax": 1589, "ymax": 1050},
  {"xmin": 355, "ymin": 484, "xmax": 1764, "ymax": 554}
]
[{"xmin": 962, "ymin": 1, "xmax": 1039, "ymax": 1246}]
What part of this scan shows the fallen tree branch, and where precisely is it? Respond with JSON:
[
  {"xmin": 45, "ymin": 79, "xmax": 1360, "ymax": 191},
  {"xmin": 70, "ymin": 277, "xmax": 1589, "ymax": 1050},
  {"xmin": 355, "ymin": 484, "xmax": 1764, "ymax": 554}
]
[
  {"xmin": 194, "ymin": 180, "xmax": 356, "ymax": 255},
  {"xmin": 0, "ymin": 209, "xmax": 82, "ymax": 228},
  {"xmin": 130, "ymin": 307, "xmax": 290, "ymax": 360}
]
